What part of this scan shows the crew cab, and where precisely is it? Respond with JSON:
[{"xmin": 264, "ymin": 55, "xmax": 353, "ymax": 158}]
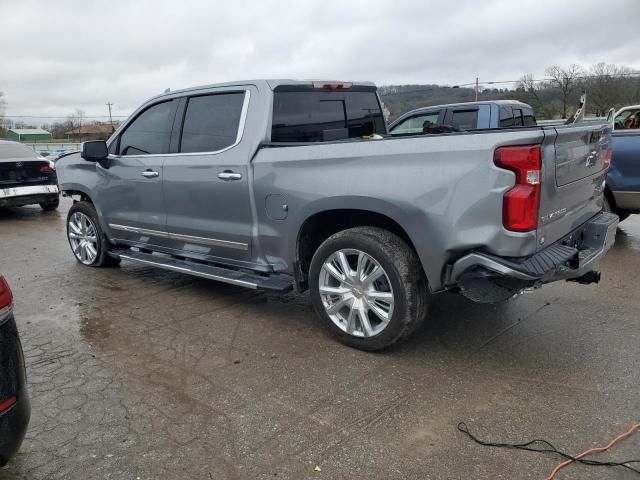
[
  {"xmin": 57, "ymin": 80, "xmax": 617, "ymax": 351},
  {"xmin": 388, "ymin": 100, "xmax": 536, "ymax": 135},
  {"xmin": 605, "ymin": 105, "xmax": 640, "ymax": 220},
  {"xmin": 0, "ymin": 140, "xmax": 59, "ymax": 211}
]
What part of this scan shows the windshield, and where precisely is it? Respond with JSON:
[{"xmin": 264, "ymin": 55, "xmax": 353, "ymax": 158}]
[
  {"xmin": 614, "ymin": 109, "xmax": 640, "ymax": 130},
  {"xmin": 0, "ymin": 142, "xmax": 39, "ymax": 159}
]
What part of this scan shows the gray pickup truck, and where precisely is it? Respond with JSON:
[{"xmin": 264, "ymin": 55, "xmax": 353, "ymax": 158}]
[{"xmin": 57, "ymin": 79, "xmax": 618, "ymax": 351}]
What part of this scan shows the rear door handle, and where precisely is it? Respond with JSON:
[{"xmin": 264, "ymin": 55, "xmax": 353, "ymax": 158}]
[
  {"xmin": 141, "ymin": 170, "xmax": 159, "ymax": 178},
  {"xmin": 217, "ymin": 171, "xmax": 242, "ymax": 181}
]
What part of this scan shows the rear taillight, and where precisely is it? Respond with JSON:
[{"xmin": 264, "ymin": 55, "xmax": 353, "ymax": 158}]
[
  {"xmin": 0, "ymin": 276, "xmax": 13, "ymax": 324},
  {"xmin": 0, "ymin": 396, "xmax": 17, "ymax": 413},
  {"xmin": 40, "ymin": 165, "xmax": 54, "ymax": 173},
  {"xmin": 494, "ymin": 145, "xmax": 542, "ymax": 232},
  {"xmin": 602, "ymin": 147, "xmax": 612, "ymax": 171}
]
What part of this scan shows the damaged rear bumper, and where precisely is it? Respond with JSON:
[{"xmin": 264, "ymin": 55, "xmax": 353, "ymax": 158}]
[{"xmin": 446, "ymin": 212, "xmax": 619, "ymax": 301}]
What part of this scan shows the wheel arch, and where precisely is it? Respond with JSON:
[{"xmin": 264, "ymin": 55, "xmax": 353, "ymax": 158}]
[
  {"xmin": 61, "ymin": 184, "xmax": 111, "ymax": 237},
  {"xmin": 293, "ymin": 204, "xmax": 425, "ymax": 292}
]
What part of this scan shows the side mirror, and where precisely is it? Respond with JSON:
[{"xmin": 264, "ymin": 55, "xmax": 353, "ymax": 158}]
[{"xmin": 81, "ymin": 141, "xmax": 108, "ymax": 162}]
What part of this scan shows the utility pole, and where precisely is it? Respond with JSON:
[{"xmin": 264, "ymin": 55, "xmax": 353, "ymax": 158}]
[
  {"xmin": 106, "ymin": 102, "xmax": 114, "ymax": 132},
  {"xmin": 475, "ymin": 77, "xmax": 479, "ymax": 102}
]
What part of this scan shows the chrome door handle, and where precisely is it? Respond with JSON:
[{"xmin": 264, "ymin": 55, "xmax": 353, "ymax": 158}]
[
  {"xmin": 141, "ymin": 170, "xmax": 159, "ymax": 178},
  {"xmin": 217, "ymin": 171, "xmax": 242, "ymax": 181}
]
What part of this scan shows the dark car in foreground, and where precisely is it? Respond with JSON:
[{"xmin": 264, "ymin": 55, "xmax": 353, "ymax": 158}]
[
  {"xmin": 0, "ymin": 140, "xmax": 59, "ymax": 211},
  {"xmin": 0, "ymin": 275, "xmax": 30, "ymax": 466}
]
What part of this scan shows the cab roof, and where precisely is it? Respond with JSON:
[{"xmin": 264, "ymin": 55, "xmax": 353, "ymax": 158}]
[{"xmin": 151, "ymin": 79, "xmax": 376, "ymax": 101}]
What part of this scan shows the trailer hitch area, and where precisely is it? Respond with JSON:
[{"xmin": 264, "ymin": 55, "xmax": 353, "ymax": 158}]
[{"xmin": 566, "ymin": 270, "xmax": 601, "ymax": 285}]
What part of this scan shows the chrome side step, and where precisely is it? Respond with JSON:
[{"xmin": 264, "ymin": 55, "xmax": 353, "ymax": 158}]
[{"xmin": 112, "ymin": 249, "xmax": 293, "ymax": 292}]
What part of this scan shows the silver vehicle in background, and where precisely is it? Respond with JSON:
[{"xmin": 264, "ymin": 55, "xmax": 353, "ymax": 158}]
[{"xmin": 57, "ymin": 79, "xmax": 617, "ymax": 350}]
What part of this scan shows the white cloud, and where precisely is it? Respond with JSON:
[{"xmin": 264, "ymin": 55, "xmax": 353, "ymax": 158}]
[{"xmin": 1, "ymin": 0, "xmax": 638, "ymax": 119}]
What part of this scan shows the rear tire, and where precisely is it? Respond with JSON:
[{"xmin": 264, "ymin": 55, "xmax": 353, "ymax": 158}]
[
  {"xmin": 40, "ymin": 195, "xmax": 59, "ymax": 211},
  {"xmin": 309, "ymin": 227, "xmax": 427, "ymax": 351},
  {"xmin": 66, "ymin": 201, "xmax": 120, "ymax": 267}
]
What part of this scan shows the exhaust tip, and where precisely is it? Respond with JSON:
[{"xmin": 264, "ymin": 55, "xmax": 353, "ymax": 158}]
[{"xmin": 567, "ymin": 270, "xmax": 601, "ymax": 285}]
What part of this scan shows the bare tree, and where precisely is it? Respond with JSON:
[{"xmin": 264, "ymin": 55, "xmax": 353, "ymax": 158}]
[
  {"xmin": 67, "ymin": 109, "xmax": 86, "ymax": 141},
  {"xmin": 514, "ymin": 73, "xmax": 552, "ymax": 118},
  {"xmin": 545, "ymin": 64, "xmax": 585, "ymax": 118}
]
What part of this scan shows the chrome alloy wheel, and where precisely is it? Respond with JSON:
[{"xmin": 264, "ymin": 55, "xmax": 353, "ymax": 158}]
[
  {"xmin": 68, "ymin": 212, "xmax": 99, "ymax": 265},
  {"xmin": 318, "ymin": 249, "xmax": 395, "ymax": 337}
]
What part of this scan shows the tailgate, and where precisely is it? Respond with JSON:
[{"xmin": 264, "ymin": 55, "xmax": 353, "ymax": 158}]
[{"xmin": 537, "ymin": 124, "xmax": 610, "ymax": 249}]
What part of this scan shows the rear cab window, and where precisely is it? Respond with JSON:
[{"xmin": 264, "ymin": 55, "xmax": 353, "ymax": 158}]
[
  {"xmin": 499, "ymin": 105, "xmax": 536, "ymax": 128},
  {"xmin": 271, "ymin": 85, "xmax": 386, "ymax": 143},
  {"xmin": 449, "ymin": 110, "xmax": 478, "ymax": 130}
]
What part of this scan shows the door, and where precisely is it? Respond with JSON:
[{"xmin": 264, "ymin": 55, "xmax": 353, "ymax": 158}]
[
  {"xmin": 162, "ymin": 89, "xmax": 254, "ymax": 264},
  {"xmin": 98, "ymin": 99, "xmax": 177, "ymax": 245}
]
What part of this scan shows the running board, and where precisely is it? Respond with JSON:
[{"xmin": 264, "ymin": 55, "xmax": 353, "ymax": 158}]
[{"xmin": 112, "ymin": 249, "xmax": 293, "ymax": 292}]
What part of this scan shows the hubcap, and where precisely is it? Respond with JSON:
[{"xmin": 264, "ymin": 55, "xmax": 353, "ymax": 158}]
[
  {"xmin": 68, "ymin": 212, "xmax": 98, "ymax": 265},
  {"xmin": 319, "ymin": 249, "xmax": 395, "ymax": 338}
]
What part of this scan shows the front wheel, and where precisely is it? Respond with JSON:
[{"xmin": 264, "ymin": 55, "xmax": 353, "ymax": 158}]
[
  {"xmin": 309, "ymin": 227, "xmax": 428, "ymax": 351},
  {"xmin": 66, "ymin": 201, "xmax": 120, "ymax": 267}
]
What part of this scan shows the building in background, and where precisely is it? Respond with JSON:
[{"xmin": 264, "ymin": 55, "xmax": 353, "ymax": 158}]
[
  {"xmin": 64, "ymin": 122, "xmax": 116, "ymax": 141},
  {"xmin": 6, "ymin": 128, "xmax": 52, "ymax": 142}
]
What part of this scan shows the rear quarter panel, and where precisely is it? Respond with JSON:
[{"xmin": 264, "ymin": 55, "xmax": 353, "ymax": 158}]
[{"xmin": 253, "ymin": 129, "xmax": 547, "ymax": 290}]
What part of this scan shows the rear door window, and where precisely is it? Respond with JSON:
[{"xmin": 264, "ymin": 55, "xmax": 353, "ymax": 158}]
[
  {"xmin": 390, "ymin": 112, "xmax": 440, "ymax": 135},
  {"xmin": 449, "ymin": 110, "xmax": 478, "ymax": 130},
  {"xmin": 179, "ymin": 92, "xmax": 246, "ymax": 153},
  {"xmin": 271, "ymin": 89, "xmax": 386, "ymax": 142},
  {"xmin": 119, "ymin": 101, "xmax": 176, "ymax": 156}
]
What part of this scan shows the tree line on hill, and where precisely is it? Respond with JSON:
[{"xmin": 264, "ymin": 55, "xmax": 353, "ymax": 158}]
[{"xmin": 379, "ymin": 63, "xmax": 640, "ymax": 121}]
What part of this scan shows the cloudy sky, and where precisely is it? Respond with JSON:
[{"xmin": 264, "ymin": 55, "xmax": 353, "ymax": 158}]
[{"xmin": 1, "ymin": 0, "xmax": 639, "ymax": 122}]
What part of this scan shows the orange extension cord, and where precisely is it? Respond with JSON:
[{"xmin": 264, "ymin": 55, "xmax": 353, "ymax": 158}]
[{"xmin": 545, "ymin": 423, "xmax": 640, "ymax": 480}]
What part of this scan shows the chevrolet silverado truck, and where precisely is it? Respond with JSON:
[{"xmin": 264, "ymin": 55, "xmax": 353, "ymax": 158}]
[
  {"xmin": 0, "ymin": 140, "xmax": 59, "ymax": 211},
  {"xmin": 56, "ymin": 79, "xmax": 618, "ymax": 351}
]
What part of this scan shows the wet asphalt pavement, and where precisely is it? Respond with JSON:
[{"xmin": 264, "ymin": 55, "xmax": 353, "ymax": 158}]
[{"xmin": 0, "ymin": 198, "xmax": 639, "ymax": 480}]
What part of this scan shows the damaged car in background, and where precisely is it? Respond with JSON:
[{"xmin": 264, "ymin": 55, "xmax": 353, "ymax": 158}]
[{"xmin": 0, "ymin": 140, "xmax": 59, "ymax": 211}]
